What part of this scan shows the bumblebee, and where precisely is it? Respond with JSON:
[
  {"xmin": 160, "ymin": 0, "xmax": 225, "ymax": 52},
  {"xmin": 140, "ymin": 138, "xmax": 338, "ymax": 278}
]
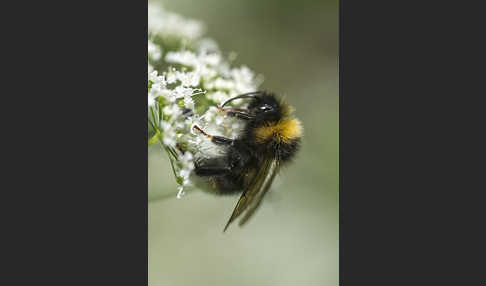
[{"xmin": 192, "ymin": 91, "xmax": 302, "ymax": 231}]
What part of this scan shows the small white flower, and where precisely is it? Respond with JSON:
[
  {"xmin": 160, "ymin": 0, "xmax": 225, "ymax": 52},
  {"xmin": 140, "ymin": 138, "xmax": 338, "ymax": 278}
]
[
  {"xmin": 180, "ymin": 152, "xmax": 194, "ymax": 168},
  {"xmin": 206, "ymin": 77, "xmax": 235, "ymax": 90},
  {"xmin": 165, "ymin": 50, "xmax": 199, "ymax": 67},
  {"xmin": 184, "ymin": 96, "xmax": 195, "ymax": 110},
  {"xmin": 162, "ymin": 104, "xmax": 181, "ymax": 117},
  {"xmin": 148, "ymin": 39, "xmax": 162, "ymax": 61},
  {"xmin": 166, "ymin": 72, "xmax": 177, "ymax": 84},
  {"xmin": 200, "ymin": 52, "xmax": 222, "ymax": 67},
  {"xmin": 176, "ymin": 186, "xmax": 185, "ymax": 199},
  {"xmin": 148, "ymin": 94, "xmax": 155, "ymax": 107},
  {"xmin": 148, "ymin": 70, "xmax": 164, "ymax": 85},
  {"xmin": 179, "ymin": 169, "xmax": 191, "ymax": 179},
  {"xmin": 177, "ymin": 71, "xmax": 200, "ymax": 87}
]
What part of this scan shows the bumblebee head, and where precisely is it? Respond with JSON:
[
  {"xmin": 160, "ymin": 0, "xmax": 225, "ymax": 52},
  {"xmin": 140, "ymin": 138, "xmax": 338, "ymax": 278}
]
[
  {"xmin": 247, "ymin": 93, "xmax": 283, "ymax": 123},
  {"xmin": 221, "ymin": 91, "xmax": 288, "ymax": 124}
]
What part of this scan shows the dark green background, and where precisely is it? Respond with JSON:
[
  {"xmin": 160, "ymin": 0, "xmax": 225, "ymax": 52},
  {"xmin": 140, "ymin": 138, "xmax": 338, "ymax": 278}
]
[{"xmin": 149, "ymin": 0, "xmax": 338, "ymax": 285}]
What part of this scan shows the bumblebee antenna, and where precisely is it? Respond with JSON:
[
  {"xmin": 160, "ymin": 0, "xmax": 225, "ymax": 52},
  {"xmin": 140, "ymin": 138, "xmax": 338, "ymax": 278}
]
[{"xmin": 221, "ymin": 91, "xmax": 263, "ymax": 107}]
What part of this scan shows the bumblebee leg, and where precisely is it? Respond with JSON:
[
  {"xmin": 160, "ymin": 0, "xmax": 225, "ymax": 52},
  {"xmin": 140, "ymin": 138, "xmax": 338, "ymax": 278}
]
[
  {"xmin": 227, "ymin": 111, "xmax": 252, "ymax": 120},
  {"xmin": 193, "ymin": 125, "xmax": 234, "ymax": 145},
  {"xmin": 218, "ymin": 107, "xmax": 253, "ymax": 120},
  {"xmin": 194, "ymin": 165, "xmax": 231, "ymax": 176},
  {"xmin": 194, "ymin": 159, "xmax": 231, "ymax": 176}
]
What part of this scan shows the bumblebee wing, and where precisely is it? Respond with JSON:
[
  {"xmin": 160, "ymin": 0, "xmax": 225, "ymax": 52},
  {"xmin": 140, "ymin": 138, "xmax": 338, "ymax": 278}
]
[
  {"xmin": 238, "ymin": 160, "xmax": 279, "ymax": 227},
  {"xmin": 223, "ymin": 156, "xmax": 275, "ymax": 232}
]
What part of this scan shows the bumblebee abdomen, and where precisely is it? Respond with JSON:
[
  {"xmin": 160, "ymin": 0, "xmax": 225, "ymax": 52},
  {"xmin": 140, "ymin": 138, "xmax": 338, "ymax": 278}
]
[
  {"xmin": 213, "ymin": 175, "xmax": 245, "ymax": 195},
  {"xmin": 211, "ymin": 166, "xmax": 258, "ymax": 195},
  {"xmin": 276, "ymin": 137, "xmax": 301, "ymax": 162}
]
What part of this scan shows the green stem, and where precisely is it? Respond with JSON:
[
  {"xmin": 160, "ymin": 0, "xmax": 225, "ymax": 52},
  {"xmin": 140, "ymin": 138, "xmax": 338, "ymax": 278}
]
[
  {"xmin": 148, "ymin": 131, "xmax": 161, "ymax": 146},
  {"xmin": 150, "ymin": 106, "xmax": 159, "ymax": 129},
  {"xmin": 167, "ymin": 146, "xmax": 179, "ymax": 159}
]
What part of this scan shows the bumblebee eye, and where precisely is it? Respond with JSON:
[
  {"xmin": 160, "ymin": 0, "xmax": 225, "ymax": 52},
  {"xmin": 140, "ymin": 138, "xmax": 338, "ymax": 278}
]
[{"xmin": 259, "ymin": 104, "xmax": 273, "ymax": 112}]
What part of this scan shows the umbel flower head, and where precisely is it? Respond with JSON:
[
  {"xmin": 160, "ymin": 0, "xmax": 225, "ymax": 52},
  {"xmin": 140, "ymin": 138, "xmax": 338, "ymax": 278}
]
[{"xmin": 148, "ymin": 3, "xmax": 263, "ymax": 198}]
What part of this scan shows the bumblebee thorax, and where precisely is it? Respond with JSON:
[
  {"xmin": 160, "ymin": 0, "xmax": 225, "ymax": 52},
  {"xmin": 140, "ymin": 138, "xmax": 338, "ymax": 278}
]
[{"xmin": 254, "ymin": 118, "xmax": 303, "ymax": 144}]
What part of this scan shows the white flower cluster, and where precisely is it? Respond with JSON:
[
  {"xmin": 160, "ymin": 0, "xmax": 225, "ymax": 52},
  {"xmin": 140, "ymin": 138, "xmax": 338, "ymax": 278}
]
[
  {"xmin": 165, "ymin": 50, "xmax": 259, "ymax": 103},
  {"xmin": 148, "ymin": 3, "xmax": 262, "ymax": 198}
]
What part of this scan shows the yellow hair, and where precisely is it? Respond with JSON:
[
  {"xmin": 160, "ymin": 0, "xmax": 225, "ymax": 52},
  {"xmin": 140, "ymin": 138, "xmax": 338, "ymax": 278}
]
[{"xmin": 255, "ymin": 118, "xmax": 303, "ymax": 143}]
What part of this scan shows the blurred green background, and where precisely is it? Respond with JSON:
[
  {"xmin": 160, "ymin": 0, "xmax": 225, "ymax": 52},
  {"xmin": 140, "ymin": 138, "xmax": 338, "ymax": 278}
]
[{"xmin": 148, "ymin": 0, "xmax": 338, "ymax": 285}]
